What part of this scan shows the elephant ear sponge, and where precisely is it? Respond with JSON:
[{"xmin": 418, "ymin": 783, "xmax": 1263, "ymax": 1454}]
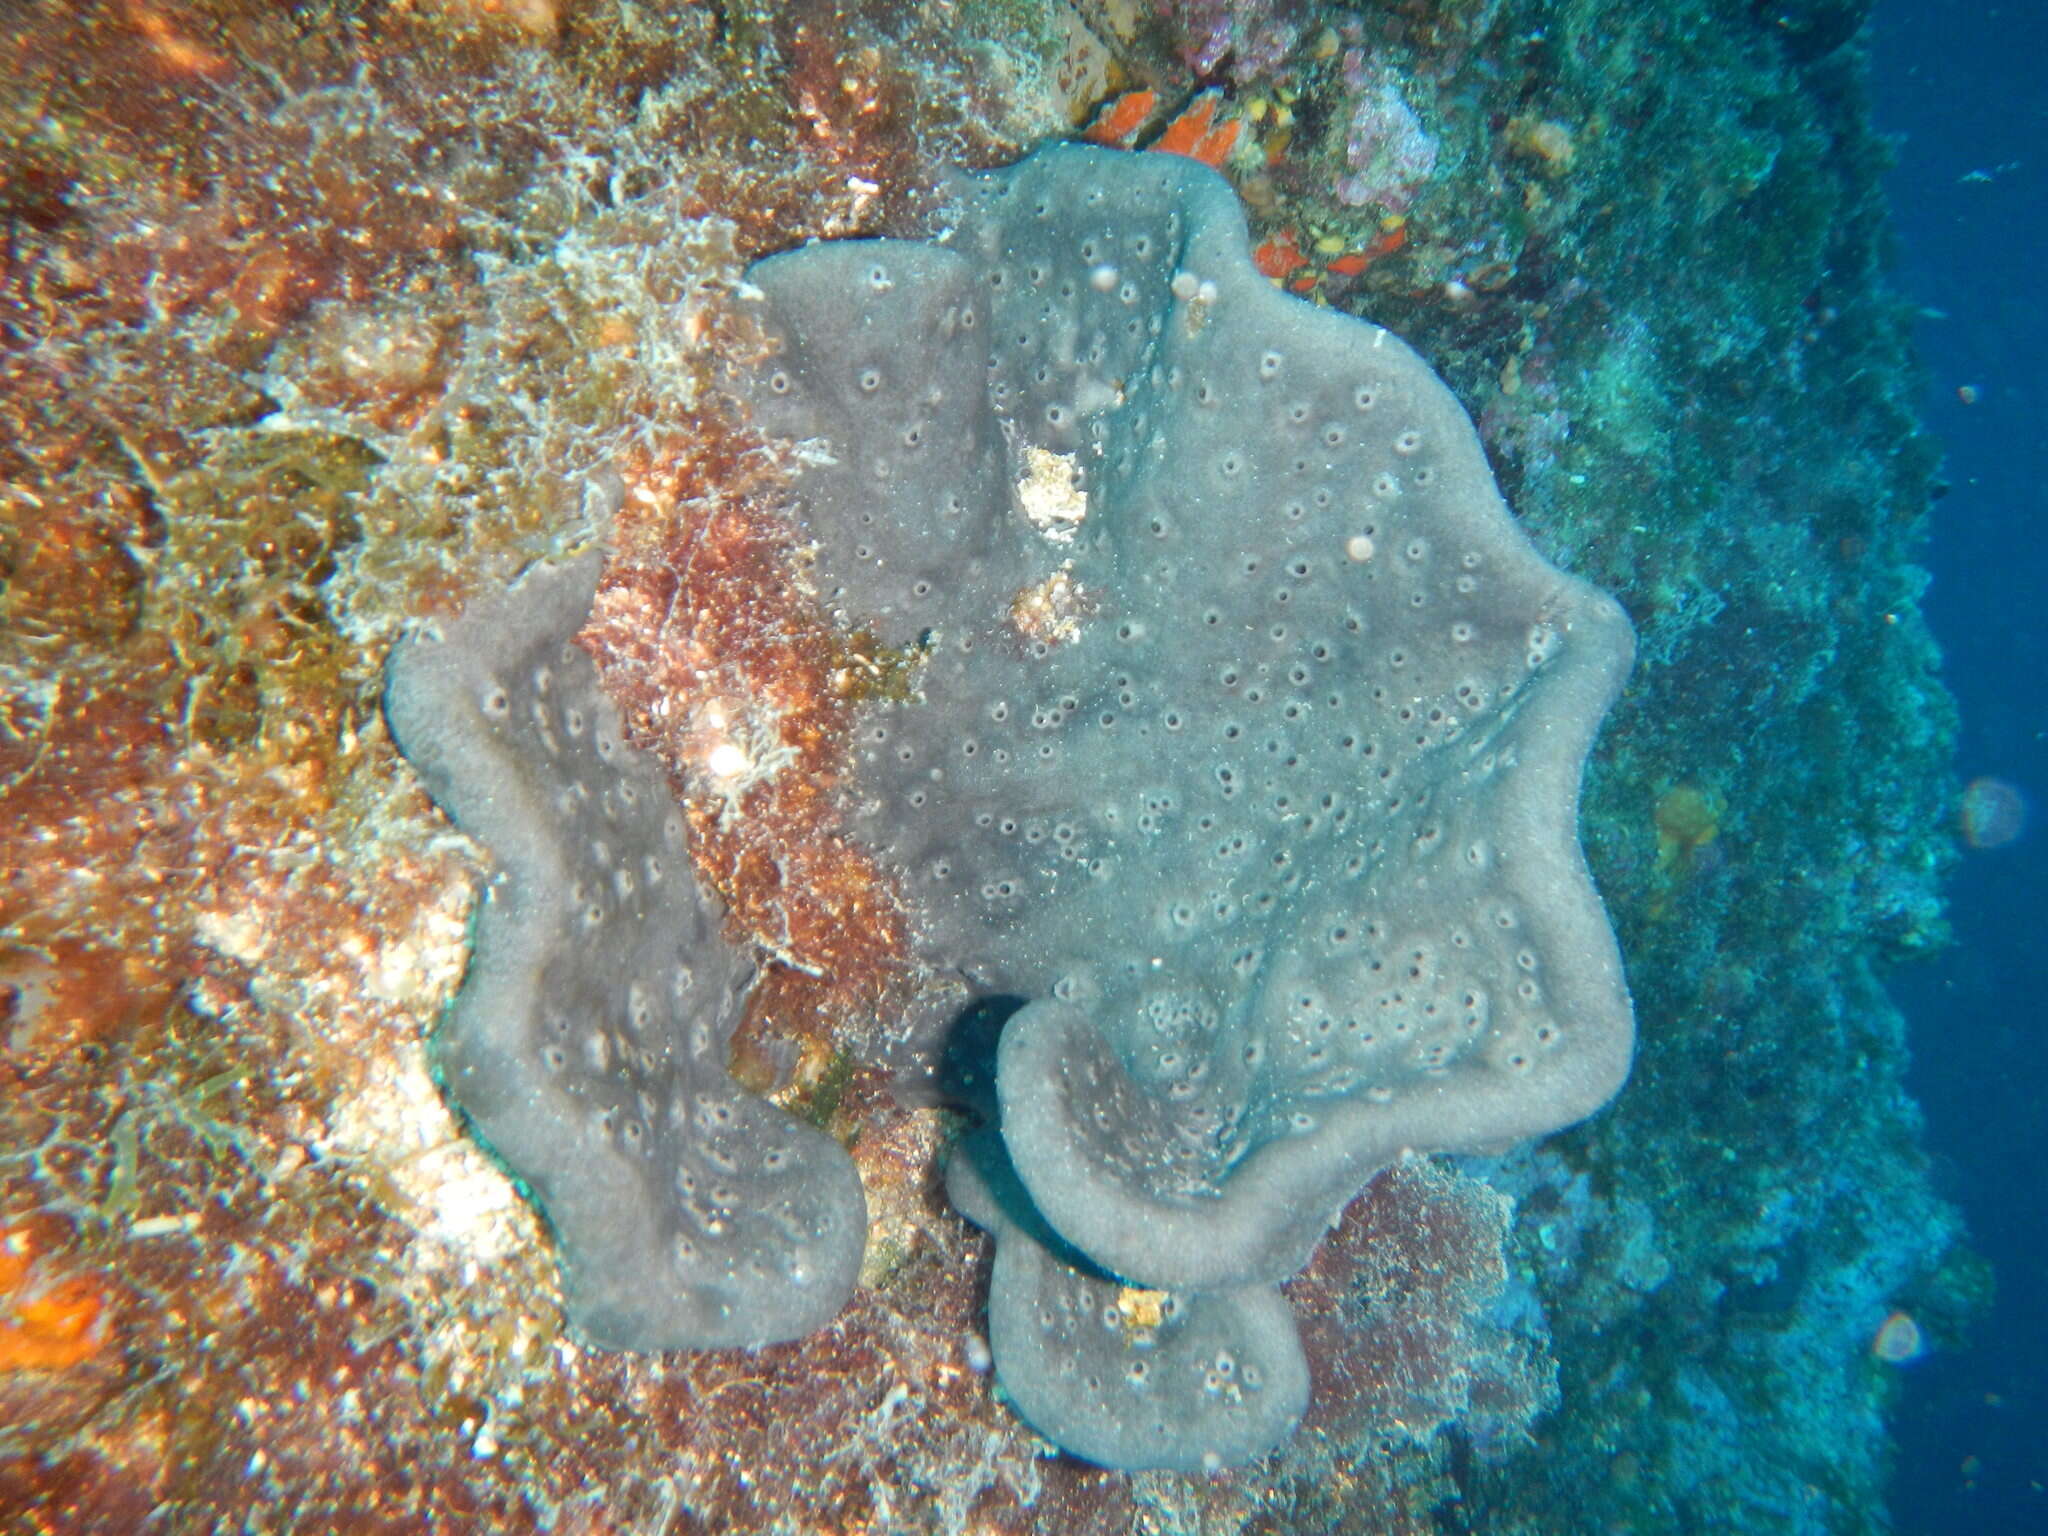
[
  {"xmin": 742, "ymin": 143, "xmax": 1633, "ymax": 1465},
  {"xmin": 384, "ymin": 553, "xmax": 867, "ymax": 1351}
]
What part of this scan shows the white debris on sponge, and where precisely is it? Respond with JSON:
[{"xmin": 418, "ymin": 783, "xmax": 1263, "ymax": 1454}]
[{"xmin": 1015, "ymin": 444, "xmax": 1089, "ymax": 543}]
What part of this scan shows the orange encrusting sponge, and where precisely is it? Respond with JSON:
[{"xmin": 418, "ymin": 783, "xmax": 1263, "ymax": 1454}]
[{"xmin": 0, "ymin": 1230, "xmax": 107, "ymax": 1371}]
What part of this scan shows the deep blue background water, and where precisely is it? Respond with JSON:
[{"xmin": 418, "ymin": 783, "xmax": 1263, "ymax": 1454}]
[{"xmin": 1869, "ymin": 3, "xmax": 2047, "ymax": 1529}]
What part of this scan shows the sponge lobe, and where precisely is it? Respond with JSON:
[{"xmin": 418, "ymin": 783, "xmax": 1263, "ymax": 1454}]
[
  {"xmin": 743, "ymin": 144, "xmax": 1633, "ymax": 1298},
  {"xmin": 947, "ymin": 1130, "xmax": 1309, "ymax": 1474},
  {"xmin": 385, "ymin": 553, "xmax": 866, "ymax": 1349},
  {"xmin": 743, "ymin": 240, "xmax": 1011, "ymax": 647}
]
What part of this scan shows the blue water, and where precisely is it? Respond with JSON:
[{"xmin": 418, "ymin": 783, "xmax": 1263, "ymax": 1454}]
[{"xmin": 1871, "ymin": 4, "xmax": 2048, "ymax": 1529}]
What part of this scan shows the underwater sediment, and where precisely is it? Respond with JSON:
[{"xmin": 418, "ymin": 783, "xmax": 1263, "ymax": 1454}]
[{"xmin": 0, "ymin": 2, "xmax": 1981, "ymax": 1532}]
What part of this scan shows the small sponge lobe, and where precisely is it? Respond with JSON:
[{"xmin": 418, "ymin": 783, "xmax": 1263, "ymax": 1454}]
[
  {"xmin": 947, "ymin": 1130, "xmax": 1309, "ymax": 1473},
  {"xmin": 385, "ymin": 554, "xmax": 867, "ymax": 1350}
]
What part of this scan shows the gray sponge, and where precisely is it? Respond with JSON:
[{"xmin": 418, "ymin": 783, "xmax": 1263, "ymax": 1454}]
[
  {"xmin": 946, "ymin": 1130, "xmax": 1308, "ymax": 1473},
  {"xmin": 385, "ymin": 553, "xmax": 866, "ymax": 1349},
  {"xmin": 742, "ymin": 143, "xmax": 1633, "ymax": 1460}
]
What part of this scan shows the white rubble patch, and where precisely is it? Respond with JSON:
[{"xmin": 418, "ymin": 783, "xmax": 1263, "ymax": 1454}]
[
  {"xmin": 1009, "ymin": 561, "xmax": 1090, "ymax": 647},
  {"xmin": 1014, "ymin": 444, "xmax": 1088, "ymax": 543}
]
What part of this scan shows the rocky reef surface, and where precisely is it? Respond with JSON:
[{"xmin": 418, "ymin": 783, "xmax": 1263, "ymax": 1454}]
[{"xmin": 0, "ymin": 2, "xmax": 1982, "ymax": 1532}]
